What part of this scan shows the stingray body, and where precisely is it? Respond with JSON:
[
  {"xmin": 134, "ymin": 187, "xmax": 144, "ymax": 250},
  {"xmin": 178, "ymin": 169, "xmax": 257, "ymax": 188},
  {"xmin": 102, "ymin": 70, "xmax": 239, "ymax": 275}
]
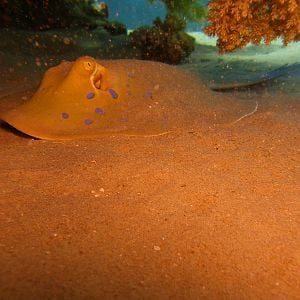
[{"xmin": 0, "ymin": 56, "xmax": 209, "ymax": 140}]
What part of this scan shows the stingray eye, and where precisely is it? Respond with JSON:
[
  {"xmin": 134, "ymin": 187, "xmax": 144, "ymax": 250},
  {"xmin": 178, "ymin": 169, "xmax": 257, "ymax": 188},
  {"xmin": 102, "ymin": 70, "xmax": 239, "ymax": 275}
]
[{"xmin": 83, "ymin": 61, "xmax": 95, "ymax": 72}]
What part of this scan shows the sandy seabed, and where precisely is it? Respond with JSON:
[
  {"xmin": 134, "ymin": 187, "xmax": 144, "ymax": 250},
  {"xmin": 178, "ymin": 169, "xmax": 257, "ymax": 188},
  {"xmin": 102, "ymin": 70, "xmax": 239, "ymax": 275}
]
[{"xmin": 0, "ymin": 37, "xmax": 300, "ymax": 299}]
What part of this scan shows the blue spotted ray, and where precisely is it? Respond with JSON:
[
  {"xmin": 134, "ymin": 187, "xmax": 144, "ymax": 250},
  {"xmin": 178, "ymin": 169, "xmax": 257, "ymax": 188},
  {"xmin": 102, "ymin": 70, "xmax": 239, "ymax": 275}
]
[{"xmin": 0, "ymin": 56, "xmax": 179, "ymax": 140}]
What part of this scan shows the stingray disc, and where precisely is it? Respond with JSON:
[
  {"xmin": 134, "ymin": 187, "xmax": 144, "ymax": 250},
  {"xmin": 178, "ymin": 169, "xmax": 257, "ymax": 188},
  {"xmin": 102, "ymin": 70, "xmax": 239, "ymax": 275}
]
[{"xmin": 1, "ymin": 56, "xmax": 179, "ymax": 140}]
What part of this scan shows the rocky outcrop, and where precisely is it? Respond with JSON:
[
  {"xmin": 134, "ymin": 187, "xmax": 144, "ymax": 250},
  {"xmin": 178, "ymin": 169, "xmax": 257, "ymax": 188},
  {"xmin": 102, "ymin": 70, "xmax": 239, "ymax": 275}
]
[{"xmin": 0, "ymin": 0, "xmax": 126, "ymax": 34}]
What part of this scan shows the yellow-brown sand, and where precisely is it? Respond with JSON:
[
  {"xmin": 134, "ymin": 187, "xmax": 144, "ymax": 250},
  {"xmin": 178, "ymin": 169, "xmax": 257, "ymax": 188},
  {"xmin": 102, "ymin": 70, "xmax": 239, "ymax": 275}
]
[{"xmin": 0, "ymin": 59, "xmax": 299, "ymax": 299}]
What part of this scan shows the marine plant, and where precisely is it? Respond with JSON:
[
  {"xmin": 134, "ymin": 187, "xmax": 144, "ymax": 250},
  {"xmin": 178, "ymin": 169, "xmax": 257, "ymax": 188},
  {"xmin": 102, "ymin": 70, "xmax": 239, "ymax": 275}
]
[
  {"xmin": 130, "ymin": 14, "xmax": 195, "ymax": 64},
  {"xmin": 204, "ymin": 0, "xmax": 300, "ymax": 53},
  {"xmin": 130, "ymin": 0, "xmax": 206, "ymax": 64}
]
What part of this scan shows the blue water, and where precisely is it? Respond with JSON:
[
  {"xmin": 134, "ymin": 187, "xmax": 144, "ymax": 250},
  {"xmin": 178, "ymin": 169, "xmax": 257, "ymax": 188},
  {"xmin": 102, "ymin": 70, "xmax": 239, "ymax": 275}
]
[
  {"xmin": 104, "ymin": 0, "xmax": 207, "ymax": 30},
  {"xmin": 105, "ymin": 0, "xmax": 165, "ymax": 29}
]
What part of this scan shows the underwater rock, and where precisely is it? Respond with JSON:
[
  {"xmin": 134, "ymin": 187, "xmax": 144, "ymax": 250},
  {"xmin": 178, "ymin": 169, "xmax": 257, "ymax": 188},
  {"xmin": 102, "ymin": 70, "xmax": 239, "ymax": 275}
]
[{"xmin": 0, "ymin": 0, "xmax": 125, "ymax": 34}]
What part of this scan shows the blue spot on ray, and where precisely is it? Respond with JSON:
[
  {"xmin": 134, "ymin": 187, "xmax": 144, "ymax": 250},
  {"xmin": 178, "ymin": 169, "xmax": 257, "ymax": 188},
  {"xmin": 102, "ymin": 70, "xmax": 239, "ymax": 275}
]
[
  {"xmin": 95, "ymin": 107, "xmax": 104, "ymax": 114},
  {"xmin": 108, "ymin": 88, "xmax": 118, "ymax": 99},
  {"xmin": 61, "ymin": 112, "xmax": 69, "ymax": 119},
  {"xmin": 84, "ymin": 119, "xmax": 93, "ymax": 125},
  {"xmin": 86, "ymin": 92, "xmax": 95, "ymax": 99}
]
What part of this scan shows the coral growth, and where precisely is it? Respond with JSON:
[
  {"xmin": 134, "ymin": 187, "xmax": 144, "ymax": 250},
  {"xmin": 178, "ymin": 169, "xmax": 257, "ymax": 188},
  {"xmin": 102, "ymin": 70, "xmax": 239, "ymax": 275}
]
[
  {"xmin": 130, "ymin": 14, "xmax": 195, "ymax": 64},
  {"xmin": 204, "ymin": 0, "xmax": 300, "ymax": 53},
  {"xmin": 130, "ymin": 0, "xmax": 206, "ymax": 64}
]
